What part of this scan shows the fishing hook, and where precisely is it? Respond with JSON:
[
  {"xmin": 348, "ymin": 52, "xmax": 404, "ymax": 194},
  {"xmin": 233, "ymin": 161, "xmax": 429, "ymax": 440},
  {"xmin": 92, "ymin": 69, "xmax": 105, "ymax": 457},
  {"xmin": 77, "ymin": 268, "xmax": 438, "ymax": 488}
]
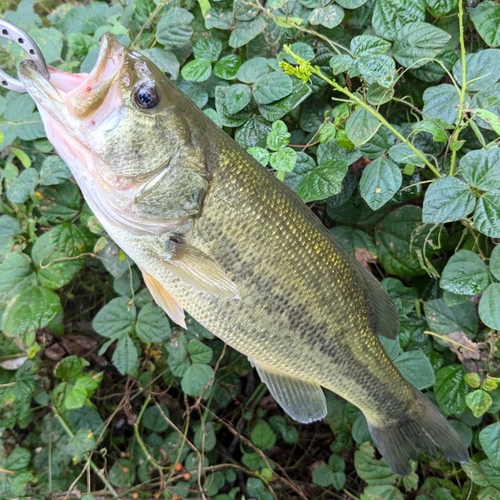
[{"xmin": 0, "ymin": 19, "xmax": 49, "ymax": 92}]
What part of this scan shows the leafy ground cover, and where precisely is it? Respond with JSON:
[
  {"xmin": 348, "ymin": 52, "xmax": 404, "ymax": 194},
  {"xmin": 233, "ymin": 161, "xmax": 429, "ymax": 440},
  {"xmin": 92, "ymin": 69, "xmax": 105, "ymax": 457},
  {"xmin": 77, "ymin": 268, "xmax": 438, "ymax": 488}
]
[{"xmin": 2, "ymin": 0, "xmax": 500, "ymax": 498}]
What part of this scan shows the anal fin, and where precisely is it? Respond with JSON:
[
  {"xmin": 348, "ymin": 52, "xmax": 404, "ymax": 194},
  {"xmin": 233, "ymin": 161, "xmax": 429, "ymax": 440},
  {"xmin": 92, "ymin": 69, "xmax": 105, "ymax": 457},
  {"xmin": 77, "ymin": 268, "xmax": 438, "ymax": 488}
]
[
  {"xmin": 253, "ymin": 361, "xmax": 327, "ymax": 424},
  {"xmin": 142, "ymin": 271, "xmax": 187, "ymax": 329},
  {"xmin": 163, "ymin": 240, "xmax": 240, "ymax": 300}
]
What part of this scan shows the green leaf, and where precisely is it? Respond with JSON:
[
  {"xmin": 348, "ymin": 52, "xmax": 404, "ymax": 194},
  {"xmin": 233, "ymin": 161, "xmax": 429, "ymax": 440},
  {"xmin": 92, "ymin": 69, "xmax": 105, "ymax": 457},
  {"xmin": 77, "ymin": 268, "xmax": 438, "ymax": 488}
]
[
  {"xmin": 225, "ymin": 84, "xmax": 252, "ymax": 114},
  {"xmin": 37, "ymin": 181, "xmax": 82, "ymax": 223},
  {"xmin": 11, "ymin": 147, "xmax": 31, "ymax": 168},
  {"xmin": 234, "ymin": 0, "xmax": 260, "ymax": 20},
  {"xmin": 93, "ymin": 297, "xmax": 136, "ymax": 339},
  {"xmin": 490, "ymin": 245, "xmax": 500, "ymax": 281},
  {"xmin": 246, "ymin": 477, "xmax": 273, "ymax": 500},
  {"xmin": 372, "ymin": 0, "xmax": 425, "ymax": 41},
  {"xmin": 193, "ymin": 38, "xmax": 222, "ymax": 62},
  {"xmin": 362, "ymin": 485, "xmax": 405, "ymax": 500},
  {"xmin": 297, "ymin": 160, "xmax": 348, "ymax": 202},
  {"xmin": 434, "ymin": 365, "xmax": 469, "ymax": 415},
  {"xmin": 215, "ymin": 86, "xmax": 252, "ymax": 127},
  {"xmin": 258, "ymin": 79, "xmax": 311, "ymax": 122},
  {"xmin": 313, "ymin": 464, "xmax": 336, "ymax": 487},
  {"xmin": 98, "ymin": 240, "xmax": 134, "ymax": 279},
  {"xmin": 181, "ymin": 363, "xmax": 214, "ymax": 396},
  {"xmin": 359, "ymin": 158, "xmax": 402, "ymax": 210},
  {"xmin": 354, "ymin": 442, "xmax": 397, "ymax": 485},
  {"xmin": 480, "ymin": 422, "xmax": 500, "ymax": 467},
  {"xmin": 466, "ymin": 389, "xmax": 492, "ymax": 418},
  {"xmin": 253, "ymin": 72, "xmax": 293, "ymax": 104},
  {"xmin": 68, "ymin": 427, "xmax": 97, "ymax": 456},
  {"xmin": 213, "ymin": 54, "xmax": 242, "ymax": 80},
  {"xmin": 479, "ymin": 283, "xmax": 500, "ymax": 330},
  {"xmin": 422, "ymin": 84, "xmax": 460, "ymax": 125},
  {"xmin": 345, "ymin": 108, "xmax": 381, "ymax": 146},
  {"xmin": 270, "ymin": 147, "xmax": 296, "ymax": 172},
  {"xmin": 247, "ymin": 147, "xmax": 270, "ymax": 166},
  {"xmin": 250, "ymin": 421, "xmax": 276, "ymax": 450},
  {"xmin": 422, "ymin": 177, "xmax": 476, "ymax": 223},
  {"xmin": 267, "ymin": 120, "xmax": 290, "ymax": 150},
  {"xmin": 374, "ymin": 206, "xmax": 428, "ymax": 278},
  {"xmin": 142, "ymin": 48, "xmax": 180, "ymax": 79},
  {"xmin": 39, "ymin": 156, "xmax": 72, "ymax": 186},
  {"xmin": 460, "ymin": 148, "xmax": 500, "ymax": 191},
  {"xmin": 181, "ymin": 58, "xmax": 212, "ymax": 82},
  {"xmin": 236, "ymin": 116, "xmax": 272, "ymax": 149},
  {"xmin": 424, "ymin": 298, "xmax": 478, "ymax": 337},
  {"xmin": 136, "ymin": 303, "xmax": 171, "ymax": 343},
  {"xmin": 1, "ymin": 93, "xmax": 45, "ymax": 148},
  {"xmin": 188, "ymin": 339, "xmax": 213, "ymax": 364},
  {"xmin": 55, "ymin": 355, "xmax": 88, "ymax": 382},
  {"xmin": 285, "ymin": 42, "xmax": 315, "ymax": 63},
  {"xmin": 440, "ymin": 250, "xmax": 489, "ymax": 295},
  {"xmin": 0, "ymin": 253, "xmax": 37, "ymax": 308},
  {"xmin": 388, "ymin": 143, "xmax": 425, "ymax": 166},
  {"xmin": 411, "ymin": 119, "xmax": 451, "ymax": 143},
  {"xmin": 143, "ymin": 403, "xmax": 170, "ymax": 432},
  {"xmin": 32, "ymin": 223, "xmax": 92, "ymax": 290},
  {"xmin": 205, "ymin": 8, "xmax": 235, "ymax": 30},
  {"xmin": 394, "ymin": 350, "xmax": 435, "ymax": 390},
  {"xmin": 474, "ymin": 191, "xmax": 500, "ymax": 237},
  {"xmin": 113, "ymin": 334, "xmax": 139, "ymax": 376},
  {"xmin": 156, "ymin": 7, "xmax": 194, "ymax": 50},
  {"xmin": 195, "ymin": 421, "xmax": 217, "ymax": 453},
  {"xmin": 31, "ymin": 27, "xmax": 63, "ymax": 64},
  {"xmin": 454, "ymin": 49, "xmax": 500, "ymax": 92},
  {"xmin": 426, "ymin": 0, "xmax": 457, "ymax": 17},
  {"xmin": 284, "ymin": 152, "xmax": 316, "ymax": 192},
  {"xmin": 469, "ymin": 2, "xmax": 500, "ymax": 48},
  {"xmin": 308, "ymin": 4, "xmax": 344, "ymax": 29},
  {"xmin": 6, "ymin": 168, "xmax": 40, "ymax": 203},
  {"xmin": 2, "ymin": 286, "xmax": 61, "ymax": 337},
  {"xmin": 393, "ymin": 21, "xmax": 450, "ymax": 69},
  {"xmin": 229, "ymin": 16, "xmax": 267, "ymax": 48}
]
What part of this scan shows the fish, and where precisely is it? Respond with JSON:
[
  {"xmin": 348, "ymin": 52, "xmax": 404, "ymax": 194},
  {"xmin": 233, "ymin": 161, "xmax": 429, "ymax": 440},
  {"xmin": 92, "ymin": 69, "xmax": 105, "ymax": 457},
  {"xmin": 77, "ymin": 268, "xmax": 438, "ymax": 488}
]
[{"xmin": 18, "ymin": 33, "xmax": 469, "ymax": 475}]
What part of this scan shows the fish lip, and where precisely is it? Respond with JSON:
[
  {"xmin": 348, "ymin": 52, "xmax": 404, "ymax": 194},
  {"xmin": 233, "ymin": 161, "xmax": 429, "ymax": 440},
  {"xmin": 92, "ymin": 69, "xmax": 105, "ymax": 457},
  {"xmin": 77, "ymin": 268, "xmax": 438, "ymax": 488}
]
[{"xmin": 18, "ymin": 33, "xmax": 124, "ymax": 108}]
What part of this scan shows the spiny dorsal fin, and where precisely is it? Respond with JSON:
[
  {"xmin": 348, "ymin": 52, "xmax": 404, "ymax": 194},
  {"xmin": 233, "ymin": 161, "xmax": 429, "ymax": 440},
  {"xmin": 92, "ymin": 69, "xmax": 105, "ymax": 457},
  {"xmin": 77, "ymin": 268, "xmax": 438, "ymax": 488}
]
[
  {"xmin": 359, "ymin": 266, "xmax": 400, "ymax": 340},
  {"xmin": 252, "ymin": 360, "xmax": 327, "ymax": 424},
  {"xmin": 162, "ymin": 239, "xmax": 240, "ymax": 300},
  {"xmin": 142, "ymin": 271, "xmax": 187, "ymax": 329}
]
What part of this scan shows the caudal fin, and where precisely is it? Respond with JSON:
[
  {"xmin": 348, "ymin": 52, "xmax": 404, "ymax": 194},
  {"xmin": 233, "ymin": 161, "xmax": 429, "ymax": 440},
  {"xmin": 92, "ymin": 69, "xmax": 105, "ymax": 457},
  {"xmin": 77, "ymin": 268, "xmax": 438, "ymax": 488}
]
[{"xmin": 367, "ymin": 387, "xmax": 469, "ymax": 475}]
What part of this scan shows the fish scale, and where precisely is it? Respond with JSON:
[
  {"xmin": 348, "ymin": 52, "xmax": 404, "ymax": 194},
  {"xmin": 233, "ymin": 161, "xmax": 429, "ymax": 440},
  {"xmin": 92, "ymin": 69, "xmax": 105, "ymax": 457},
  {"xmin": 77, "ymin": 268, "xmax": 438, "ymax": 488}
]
[{"xmin": 18, "ymin": 32, "xmax": 469, "ymax": 475}]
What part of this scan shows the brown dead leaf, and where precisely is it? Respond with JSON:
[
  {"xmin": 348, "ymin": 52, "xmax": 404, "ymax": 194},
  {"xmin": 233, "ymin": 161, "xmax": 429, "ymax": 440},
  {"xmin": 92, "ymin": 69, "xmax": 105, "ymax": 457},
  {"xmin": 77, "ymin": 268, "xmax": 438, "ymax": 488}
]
[
  {"xmin": 446, "ymin": 331, "xmax": 488, "ymax": 372},
  {"xmin": 354, "ymin": 248, "xmax": 377, "ymax": 270}
]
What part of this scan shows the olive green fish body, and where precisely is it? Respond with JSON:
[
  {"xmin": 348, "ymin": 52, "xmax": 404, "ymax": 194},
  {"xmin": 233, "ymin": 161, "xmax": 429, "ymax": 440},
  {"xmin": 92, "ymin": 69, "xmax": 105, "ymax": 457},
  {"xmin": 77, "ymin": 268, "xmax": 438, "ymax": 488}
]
[{"xmin": 18, "ymin": 35, "xmax": 469, "ymax": 475}]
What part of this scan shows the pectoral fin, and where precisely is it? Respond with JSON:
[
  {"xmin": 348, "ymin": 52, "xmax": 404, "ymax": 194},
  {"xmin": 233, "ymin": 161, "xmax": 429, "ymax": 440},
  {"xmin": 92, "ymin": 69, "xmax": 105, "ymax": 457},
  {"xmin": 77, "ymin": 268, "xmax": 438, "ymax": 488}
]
[
  {"xmin": 252, "ymin": 361, "xmax": 327, "ymax": 424},
  {"xmin": 142, "ymin": 271, "xmax": 187, "ymax": 329},
  {"xmin": 162, "ymin": 240, "xmax": 240, "ymax": 300}
]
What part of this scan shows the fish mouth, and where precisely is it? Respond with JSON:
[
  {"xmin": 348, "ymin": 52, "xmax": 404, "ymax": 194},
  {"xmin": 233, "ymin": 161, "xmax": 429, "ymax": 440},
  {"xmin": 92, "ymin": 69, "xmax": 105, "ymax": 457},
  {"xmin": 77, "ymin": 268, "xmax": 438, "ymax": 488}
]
[{"xmin": 18, "ymin": 33, "xmax": 124, "ymax": 122}]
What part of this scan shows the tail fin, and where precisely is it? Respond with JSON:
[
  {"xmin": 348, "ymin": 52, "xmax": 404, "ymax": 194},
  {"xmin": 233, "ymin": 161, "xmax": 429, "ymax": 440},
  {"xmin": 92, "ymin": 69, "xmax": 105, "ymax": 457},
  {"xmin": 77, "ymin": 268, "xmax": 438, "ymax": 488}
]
[{"xmin": 367, "ymin": 387, "xmax": 469, "ymax": 475}]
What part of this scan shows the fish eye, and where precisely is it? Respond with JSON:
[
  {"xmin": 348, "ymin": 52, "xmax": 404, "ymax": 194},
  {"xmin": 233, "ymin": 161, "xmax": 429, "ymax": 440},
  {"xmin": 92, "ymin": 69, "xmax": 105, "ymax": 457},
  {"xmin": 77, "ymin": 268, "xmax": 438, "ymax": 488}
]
[{"xmin": 134, "ymin": 84, "xmax": 159, "ymax": 109}]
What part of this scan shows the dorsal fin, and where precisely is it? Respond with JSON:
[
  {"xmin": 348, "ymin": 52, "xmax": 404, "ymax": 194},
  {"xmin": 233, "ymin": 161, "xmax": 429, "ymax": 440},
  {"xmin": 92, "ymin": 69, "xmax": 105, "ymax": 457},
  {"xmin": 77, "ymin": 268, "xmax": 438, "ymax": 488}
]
[
  {"xmin": 359, "ymin": 266, "xmax": 400, "ymax": 339},
  {"xmin": 142, "ymin": 271, "xmax": 186, "ymax": 329}
]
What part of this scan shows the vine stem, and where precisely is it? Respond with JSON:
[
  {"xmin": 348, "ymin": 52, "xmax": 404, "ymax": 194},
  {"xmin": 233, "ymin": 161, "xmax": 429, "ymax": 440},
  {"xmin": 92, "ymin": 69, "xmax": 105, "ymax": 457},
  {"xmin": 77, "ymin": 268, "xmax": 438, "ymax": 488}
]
[
  {"xmin": 449, "ymin": 0, "xmax": 468, "ymax": 177},
  {"xmin": 51, "ymin": 405, "xmax": 120, "ymax": 498},
  {"xmin": 309, "ymin": 66, "xmax": 442, "ymax": 178}
]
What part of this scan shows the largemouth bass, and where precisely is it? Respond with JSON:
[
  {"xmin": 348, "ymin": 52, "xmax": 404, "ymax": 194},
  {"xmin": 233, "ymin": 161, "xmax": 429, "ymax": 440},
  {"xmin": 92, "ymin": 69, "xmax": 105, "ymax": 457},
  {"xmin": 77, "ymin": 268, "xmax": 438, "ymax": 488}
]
[{"xmin": 18, "ymin": 34, "xmax": 468, "ymax": 475}]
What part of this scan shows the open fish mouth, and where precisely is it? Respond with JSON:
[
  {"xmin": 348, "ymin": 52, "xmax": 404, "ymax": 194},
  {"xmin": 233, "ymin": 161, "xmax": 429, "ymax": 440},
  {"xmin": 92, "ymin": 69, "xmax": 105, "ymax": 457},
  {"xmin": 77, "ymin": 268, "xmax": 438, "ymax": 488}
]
[{"xmin": 18, "ymin": 33, "xmax": 124, "ymax": 122}]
